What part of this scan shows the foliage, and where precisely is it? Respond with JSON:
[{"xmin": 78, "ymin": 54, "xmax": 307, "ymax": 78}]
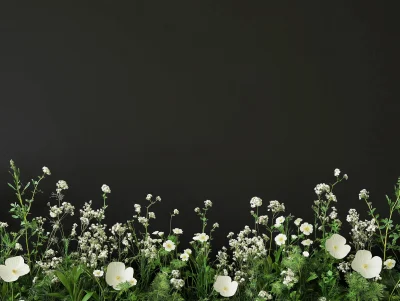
[{"xmin": 0, "ymin": 162, "xmax": 399, "ymax": 300}]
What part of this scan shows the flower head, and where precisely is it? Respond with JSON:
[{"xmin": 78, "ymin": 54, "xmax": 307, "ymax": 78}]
[
  {"xmin": 325, "ymin": 234, "xmax": 351, "ymax": 259},
  {"xmin": 213, "ymin": 275, "xmax": 238, "ymax": 297},
  {"xmin": 42, "ymin": 166, "xmax": 51, "ymax": 175},
  {"xmin": 101, "ymin": 184, "xmax": 111, "ymax": 194},
  {"xmin": 0, "ymin": 256, "xmax": 30, "ymax": 282},
  {"xmin": 180, "ymin": 253, "xmax": 189, "ymax": 261},
  {"xmin": 250, "ymin": 197, "xmax": 262, "ymax": 208},
  {"xmin": 93, "ymin": 270, "xmax": 104, "ymax": 277},
  {"xmin": 275, "ymin": 234, "xmax": 287, "ymax": 246},
  {"xmin": 193, "ymin": 233, "xmax": 209, "ymax": 243},
  {"xmin": 163, "ymin": 240, "xmax": 176, "ymax": 252},
  {"xmin": 105, "ymin": 262, "xmax": 134, "ymax": 290},
  {"xmin": 384, "ymin": 259, "xmax": 396, "ymax": 270},
  {"xmin": 300, "ymin": 223, "xmax": 313, "ymax": 236},
  {"xmin": 351, "ymin": 250, "xmax": 382, "ymax": 279}
]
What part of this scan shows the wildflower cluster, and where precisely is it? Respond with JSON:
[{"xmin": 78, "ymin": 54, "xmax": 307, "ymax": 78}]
[{"xmin": 0, "ymin": 162, "xmax": 399, "ymax": 301}]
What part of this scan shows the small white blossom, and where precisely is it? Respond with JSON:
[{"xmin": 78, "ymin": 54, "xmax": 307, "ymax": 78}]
[
  {"xmin": 42, "ymin": 166, "xmax": 51, "ymax": 175},
  {"xmin": 275, "ymin": 234, "xmax": 287, "ymax": 246},
  {"xmin": 93, "ymin": 270, "xmax": 104, "ymax": 277},
  {"xmin": 101, "ymin": 184, "xmax": 111, "ymax": 194}
]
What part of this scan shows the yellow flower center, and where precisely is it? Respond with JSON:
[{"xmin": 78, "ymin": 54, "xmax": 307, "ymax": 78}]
[
  {"xmin": 12, "ymin": 269, "xmax": 17, "ymax": 274},
  {"xmin": 223, "ymin": 286, "xmax": 228, "ymax": 291},
  {"xmin": 363, "ymin": 264, "xmax": 368, "ymax": 269},
  {"xmin": 333, "ymin": 245, "xmax": 338, "ymax": 250},
  {"xmin": 116, "ymin": 276, "xmax": 121, "ymax": 281}
]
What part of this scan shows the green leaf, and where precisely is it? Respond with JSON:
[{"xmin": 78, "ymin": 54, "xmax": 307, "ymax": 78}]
[
  {"xmin": 307, "ymin": 273, "xmax": 318, "ymax": 282},
  {"xmin": 7, "ymin": 183, "xmax": 15, "ymax": 190},
  {"xmin": 82, "ymin": 291, "xmax": 94, "ymax": 301},
  {"xmin": 55, "ymin": 270, "xmax": 72, "ymax": 295}
]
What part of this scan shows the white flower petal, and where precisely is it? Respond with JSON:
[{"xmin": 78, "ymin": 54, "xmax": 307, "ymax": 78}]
[
  {"xmin": 0, "ymin": 266, "xmax": 18, "ymax": 282},
  {"xmin": 5, "ymin": 256, "xmax": 24, "ymax": 269}
]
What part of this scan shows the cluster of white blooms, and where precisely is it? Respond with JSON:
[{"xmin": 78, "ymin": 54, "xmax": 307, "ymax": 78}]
[
  {"xmin": 337, "ymin": 261, "xmax": 351, "ymax": 273},
  {"xmin": 15, "ymin": 243, "xmax": 23, "ymax": 251},
  {"xmin": 258, "ymin": 290, "xmax": 273, "ymax": 300},
  {"xmin": 179, "ymin": 249, "xmax": 191, "ymax": 261},
  {"xmin": 250, "ymin": 196, "xmax": 262, "ymax": 208},
  {"xmin": 267, "ymin": 200, "xmax": 285, "ymax": 213},
  {"xmin": 359, "ymin": 189, "xmax": 369, "ymax": 200},
  {"xmin": 314, "ymin": 183, "xmax": 330, "ymax": 196},
  {"xmin": 346, "ymin": 209, "xmax": 377, "ymax": 249},
  {"xmin": 281, "ymin": 268, "xmax": 298, "ymax": 287},
  {"xmin": 257, "ymin": 215, "xmax": 269, "ymax": 225},
  {"xmin": 148, "ymin": 212, "xmax": 156, "ymax": 219},
  {"xmin": 138, "ymin": 235, "xmax": 162, "ymax": 260},
  {"xmin": 228, "ymin": 226, "xmax": 267, "ymax": 263},
  {"xmin": 36, "ymin": 249, "xmax": 63, "ymax": 274},
  {"xmin": 49, "ymin": 202, "xmax": 75, "ymax": 218},
  {"xmin": 134, "ymin": 204, "xmax": 141, "ymax": 214},
  {"xmin": 0, "ymin": 222, "xmax": 9, "ymax": 228},
  {"xmin": 204, "ymin": 200, "xmax": 213, "ymax": 208},
  {"xmin": 56, "ymin": 180, "xmax": 69, "ymax": 194},
  {"xmin": 325, "ymin": 192, "xmax": 337, "ymax": 202},
  {"xmin": 42, "ymin": 166, "xmax": 51, "ymax": 175},
  {"xmin": 173, "ymin": 209, "xmax": 179, "ymax": 215},
  {"xmin": 318, "ymin": 297, "xmax": 327, "ymax": 301},
  {"xmin": 79, "ymin": 201, "xmax": 106, "ymax": 223},
  {"xmin": 170, "ymin": 277, "xmax": 185, "ymax": 290},
  {"xmin": 101, "ymin": 184, "xmax": 111, "ymax": 194},
  {"xmin": 329, "ymin": 206, "xmax": 338, "ymax": 220},
  {"xmin": 77, "ymin": 223, "xmax": 110, "ymax": 267},
  {"xmin": 334, "ymin": 168, "xmax": 340, "ymax": 177}
]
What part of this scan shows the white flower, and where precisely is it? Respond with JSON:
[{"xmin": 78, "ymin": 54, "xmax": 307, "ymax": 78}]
[
  {"xmin": 173, "ymin": 209, "xmax": 179, "ymax": 215},
  {"xmin": 180, "ymin": 253, "xmax": 189, "ymax": 261},
  {"xmin": 303, "ymin": 251, "xmax": 310, "ymax": 257},
  {"xmin": 101, "ymin": 184, "xmax": 111, "ymax": 194},
  {"xmin": 173, "ymin": 228, "xmax": 183, "ymax": 235},
  {"xmin": 163, "ymin": 240, "xmax": 176, "ymax": 252},
  {"xmin": 42, "ymin": 166, "xmax": 51, "ymax": 175},
  {"xmin": 384, "ymin": 259, "xmax": 396, "ymax": 269},
  {"xmin": 193, "ymin": 233, "xmax": 209, "ymax": 243},
  {"xmin": 146, "ymin": 194, "xmax": 153, "ymax": 201},
  {"xmin": 334, "ymin": 168, "xmax": 340, "ymax": 177},
  {"xmin": 300, "ymin": 223, "xmax": 313, "ymax": 236},
  {"xmin": 294, "ymin": 218, "xmax": 302, "ymax": 226},
  {"xmin": 14, "ymin": 243, "xmax": 23, "ymax": 251},
  {"xmin": 0, "ymin": 256, "xmax": 30, "ymax": 282},
  {"xmin": 250, "ymin": 197, "xmax": 262, "ymax": 208},
  {"xmin": 213, "ymin": 275, "xmax": 238, "ymax": 297},
  {"xmin": 325, "ymin": 234, "xmax": 351, "ymax": 259},
  {"xmin": 56, "ymin": 180, "xmax": 68, "ymax": 193},
  {"xmin": 184, "ymin": 248, "xmax": 192, "ymax": 255},
  {"xmin": 204, "ymin": 200, "xmax": 213, "ymax": 207},
  {"xmin": 343, "ymin": 174, "xmax": 348, "ymax": 180},
  {"xmin": 351, "ymin": 250, "xmax": 382, "ymax": 279},
  {"xmin": 301, "ymin": 239, "xmax": 313, "ymax": 246},
  {"xmin": 359, "ymin": 189, "xmax": 369, "ymax": 200},
  {"xmin": 275, "ymin": 216, "xmax": 285, "ymax": 226},
  {"xmin": 93, "ymin": 270, "xmax": 104, "ymax": 277},
  {"xmin": 128, "ymin": 278, "xmax": 137, "ymax": 286},
  {"xmin": 291, "ymin": 234, "xmax": 298, "ymax": 240},
  {"xmin": 275, "ymin": 234, "xmax": 287, "ymax": 246},
  {"xmin": 105, "ymin": 262, "xmax": 134, "ymax": 290}
]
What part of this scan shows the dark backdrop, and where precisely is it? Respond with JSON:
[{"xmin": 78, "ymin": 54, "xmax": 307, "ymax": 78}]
[{"xmin": 0, "ymin": 2, "xmax": 399, "ymax": 251}]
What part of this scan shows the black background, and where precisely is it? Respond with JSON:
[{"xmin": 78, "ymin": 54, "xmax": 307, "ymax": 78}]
[{"xmin": 0, "ymin": 2, "xmax": 399, "ymax": 251}]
